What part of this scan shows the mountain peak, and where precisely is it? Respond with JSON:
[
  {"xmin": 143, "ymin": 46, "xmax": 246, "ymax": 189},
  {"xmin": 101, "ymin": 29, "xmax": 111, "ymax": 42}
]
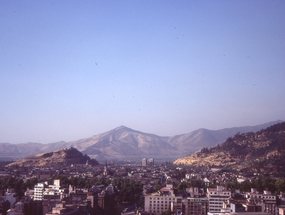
[{"xmin": 113, "ymin": 125, "xmax": 134, "ymax": 132}]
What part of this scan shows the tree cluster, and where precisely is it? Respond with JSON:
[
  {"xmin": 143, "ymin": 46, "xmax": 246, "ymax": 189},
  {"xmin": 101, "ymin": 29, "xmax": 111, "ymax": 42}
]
[{"xmin": 226, "ymin": 176, "xmax": 285, "ymax": 193}]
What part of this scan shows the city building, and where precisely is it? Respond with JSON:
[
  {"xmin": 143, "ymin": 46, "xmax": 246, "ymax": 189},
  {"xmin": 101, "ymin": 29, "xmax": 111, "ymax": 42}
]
[
  {"xmin": 148, "ymin": 158, "xmax": 154, "ymax": 166},
  {"xmin": 184, "ymin": 197, "xmax": 208, "ymax": 215},
  {"xmin": 245, "ymin": 189, "xmax": 277, "ymax": 215},
  {"xmin": 142, "ymin": 158, "xmax": 147, "ymax": 167},
  {"xmin": 144, "ymin": 184, "xmax": 177, "ymax": 215},
  {"xmin": 33, "ymin": 183, "xmax": 45, "ymax": 201},
  {"xmin": 207, "ymin": 186, "xmax": 231, "ymax": 213},
  {"xmin": 279, "ymin": 206, "xmax": 285, "ymax": 215}
]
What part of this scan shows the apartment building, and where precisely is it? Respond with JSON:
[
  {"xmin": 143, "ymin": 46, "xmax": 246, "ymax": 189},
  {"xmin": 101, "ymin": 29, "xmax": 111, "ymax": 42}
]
[
  {"xmin": 207, "ymin": 186, "xmax": 231, "ymax": 213},
  {"xmin": 33, "ymin": 183, "xmax": 45, "ymax": 201},
  {"xmin": 144, "ymin": 184, "xmax": 180, "ymax": 215},
  {"xmin": 184, "ymin": 197, "xmax": 208, "ymax": 215},
  {"xmin": 246, "ymin": 189, "xmax": 277, "ymax": 215}
]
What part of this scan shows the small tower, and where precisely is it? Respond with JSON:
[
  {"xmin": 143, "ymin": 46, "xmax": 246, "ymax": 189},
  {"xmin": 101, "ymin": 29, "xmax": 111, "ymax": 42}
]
[{"xmin": 103, "ymin": 161, "xmax": 108, "ymax": 176}]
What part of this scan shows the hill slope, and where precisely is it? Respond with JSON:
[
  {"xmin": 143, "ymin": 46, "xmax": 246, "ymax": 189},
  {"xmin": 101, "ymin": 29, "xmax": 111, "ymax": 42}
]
[
  {"xmin": 6, "ymin": 147, "xmax": 98, "ymax": 168},
  {"xmin": 174, "ymin": 122, "xmax": 285, "ymax": 174}
]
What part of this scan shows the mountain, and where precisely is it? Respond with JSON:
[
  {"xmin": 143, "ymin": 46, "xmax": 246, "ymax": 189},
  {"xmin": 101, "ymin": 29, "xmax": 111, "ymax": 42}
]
[
  {"xmin": 69, "ymin": 122, "xmax": 280, "ymax": 160},
  {"xmin": 69, "ymin": 126, "xmax": 177, "ymax": 160},
  {"xmin": 0, "ymin": 121, "xmax": 282, "ymax": 161},
  {"xmin": 6, "ymin": 147, "xmax": 98, "ymax": 168},
  {"xmin": 174, "ymin": 122, "xmax": 285, "ymax": 175}
]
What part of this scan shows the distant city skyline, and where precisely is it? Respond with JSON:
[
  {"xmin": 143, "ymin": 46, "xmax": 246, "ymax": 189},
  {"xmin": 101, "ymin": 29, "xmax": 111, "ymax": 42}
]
[{"xmin": 0, "ymin": 0, "xmax": 285, "ymax": 143}]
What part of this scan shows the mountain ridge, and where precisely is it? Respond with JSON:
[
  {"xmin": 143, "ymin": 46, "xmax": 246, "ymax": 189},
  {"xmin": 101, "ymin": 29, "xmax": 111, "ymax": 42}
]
[{"xmin": 0, "ymin": 120, "xmax": 282, "ymax": 161}]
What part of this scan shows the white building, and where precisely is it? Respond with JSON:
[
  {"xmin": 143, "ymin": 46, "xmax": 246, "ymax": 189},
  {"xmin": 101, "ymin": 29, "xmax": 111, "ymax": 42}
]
[
  {"xmin": 279, "ymin": 206, "xmax": 285, "ymax": 215},
  {"xmin": 33, "ymin": 183, "xmax": 45, "ymax": 201},
  {"xmin": 145, "ymin": 184, "xmax": 207, "ymax": 215},
  {"xmin": 53, "ymin": 179, "xmax": 60, "ymax": 189},
  {"xmin": 33, "ymin": 180, "xmax": 63, "ymax": 201},
  {"xmin": 142, "ymin": 158, "xmax": 147, "ymax": 167},
  {"xmin": 207, "ymin": 186, "xmax": 231, "ymax": 213},
  {"xmin": 144, "ymin": 184, "xmax": 180, "ymax": 215},
  {"xmin": 44, "ymin": 179, "xmax": 63, "ymax": 198}
]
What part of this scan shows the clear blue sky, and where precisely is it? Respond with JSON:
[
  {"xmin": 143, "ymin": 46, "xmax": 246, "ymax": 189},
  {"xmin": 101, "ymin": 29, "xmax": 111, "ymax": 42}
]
[{"xmin": 0, "ymin": 0, "xmax": 284, "ymax": 143}]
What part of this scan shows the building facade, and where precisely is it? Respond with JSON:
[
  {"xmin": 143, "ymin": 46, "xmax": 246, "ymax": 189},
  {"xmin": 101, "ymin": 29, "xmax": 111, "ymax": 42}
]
[
  {"xmin": 144, "ymin": 184, "xmax": 178, "ymax": 215},
  {"xmin": 33, "ymin": 183, "xmax": 45, "ymax": 201},
  {"xmin": 207, "ymin": 186, "xmax": 231, "ymax": 213},
  {"xmin": 184, "ymin": 197, "xmax": 208, "ymax": 215}
]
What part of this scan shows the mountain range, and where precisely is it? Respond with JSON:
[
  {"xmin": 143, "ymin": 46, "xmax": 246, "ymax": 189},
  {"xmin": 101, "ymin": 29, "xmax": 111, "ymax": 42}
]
[
  {"xmin": 0, "ymin": 121, "xmax": 282, "ymax": 161},
  {"xmin": 174, "ymin": 122, "xmax": 285, "ymax": 176}
]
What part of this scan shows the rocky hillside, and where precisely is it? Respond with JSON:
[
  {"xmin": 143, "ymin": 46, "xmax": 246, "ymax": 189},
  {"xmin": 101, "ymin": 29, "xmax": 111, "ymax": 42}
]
[
  {"xmin": 6, "ymin": 147, "xmax": 98, "ymax": 168},
  {"xmin": 174, "ymin": 122, "xmax": 285, "ymax": 173}
]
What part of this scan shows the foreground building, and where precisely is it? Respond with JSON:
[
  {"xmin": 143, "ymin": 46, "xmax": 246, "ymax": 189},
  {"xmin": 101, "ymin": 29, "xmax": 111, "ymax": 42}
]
[
  {"xmin": 144, "ymin": 184, "xmax": 177, "ymax": 215},
  {"xmin": 184, "ymin": 197, "xmax": 208, "ymax": 215},
  {"xmin": 144, "ymin": 185, "xmax": 208, "ymax": 215},
  {"xmin": 33, "ymin": 183, "xmax": 45, "ymax": 201},
  {"xmin": 246, "ymin": 189, "xmax": 277, "ymax": 215},
  {"xmin": 207, "ymin": 186, "xmax": 231, "ymax": 213}
]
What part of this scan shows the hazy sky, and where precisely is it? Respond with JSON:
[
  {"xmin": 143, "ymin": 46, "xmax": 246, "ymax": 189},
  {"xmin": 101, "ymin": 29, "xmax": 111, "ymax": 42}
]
[{"xmin": 0, "ymin": 0, "xmax": 284, "ymax": 143}]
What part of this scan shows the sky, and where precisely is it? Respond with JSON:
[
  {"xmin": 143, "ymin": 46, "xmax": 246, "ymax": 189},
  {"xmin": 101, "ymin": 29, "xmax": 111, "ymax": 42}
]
[{"xmin": 0, "ymin": 0, "xmax": 285, "ymax": 143}]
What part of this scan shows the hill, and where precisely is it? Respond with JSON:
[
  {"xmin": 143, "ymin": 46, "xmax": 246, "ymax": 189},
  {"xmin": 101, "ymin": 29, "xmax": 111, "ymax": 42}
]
[
  {"xmin": 174, "ymin": 122, "xmax": 285, "ymax": 175},
  {"xmin": 6, "ymin": 147, "xmax": 98, "ymax": 168}
]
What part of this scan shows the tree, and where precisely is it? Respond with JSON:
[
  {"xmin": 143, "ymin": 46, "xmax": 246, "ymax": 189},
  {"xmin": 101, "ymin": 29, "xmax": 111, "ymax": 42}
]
[{"xmin": 275, "ymin": 179, "xmax": 285, "ymax": 192}]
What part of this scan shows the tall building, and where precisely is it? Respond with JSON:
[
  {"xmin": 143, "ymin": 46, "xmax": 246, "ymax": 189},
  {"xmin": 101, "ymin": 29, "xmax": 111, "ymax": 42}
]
[
  {"xmin": 207, "ymin": 186, "xmax": 231, "ymax": 213},
  {"xmin": 144, "ymin": 184, "xmax": 177, "ymax": 215},
  {"xmin": 53, "ymin": 180, "xmax": 60, "ymax": 189},
  {"xmin": 145, "ymin": 185, "xmax": 208, "ymax": 215},
  {"xmin": 148, "ymin": 158, "xmax": 154, "ymax": 166},
  {"xmin": 184, "ymin": 197, "xmax": 208, "ymax": 215},
  {"xmin": 142, "ymin": 158, "xmax": 147, "ymax": 167},
  {"xmin": 184, "ymin": 187, "xmax": 208, "ymax": 215},
  {"xmin": 33, "ymin": 183, "xmax": 45, "ymax": 201}
]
